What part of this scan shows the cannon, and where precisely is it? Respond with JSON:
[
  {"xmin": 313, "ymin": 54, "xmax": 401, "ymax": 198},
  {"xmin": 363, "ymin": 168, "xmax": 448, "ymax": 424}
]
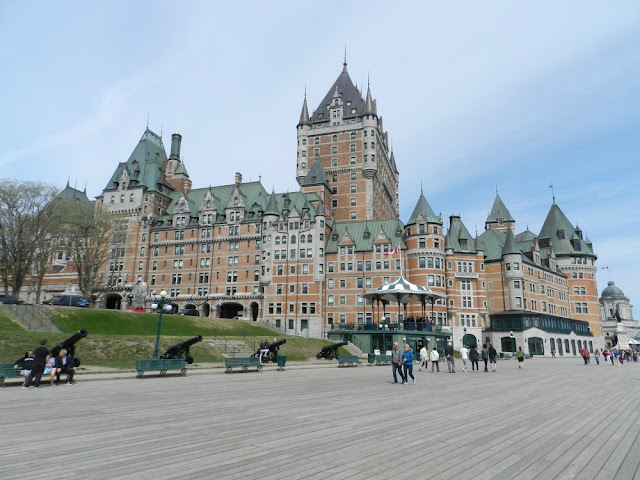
[
  {"xmin": 316, "ymin": 341, "xmax": 348, "ymax": 360},
  {"xmin": 50, "ymin": 330, "xmax": 88, "ymax": 367},
  {"xmin": 160, "ymin": 335, "xmax": 203, "ymax": 364},
  {"xmin": 265, "ymin": 339, "xmax": 286, "ymax": 363}
]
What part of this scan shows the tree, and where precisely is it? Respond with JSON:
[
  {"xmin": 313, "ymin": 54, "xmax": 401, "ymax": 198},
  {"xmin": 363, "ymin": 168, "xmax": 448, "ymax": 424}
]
[
  {"xmin": 64, "ymin": 201, "xmax": 113, "ymax": 297},
  {"xmin": 0, "ymin": 180, "xmax": 61, "ymax": 296}
]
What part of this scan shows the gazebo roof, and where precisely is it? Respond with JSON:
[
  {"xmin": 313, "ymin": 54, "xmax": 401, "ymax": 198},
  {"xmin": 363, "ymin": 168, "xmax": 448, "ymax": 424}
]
[{"xmin": 363, "ymin": 276, "xmax": 445, "ymax": 305}]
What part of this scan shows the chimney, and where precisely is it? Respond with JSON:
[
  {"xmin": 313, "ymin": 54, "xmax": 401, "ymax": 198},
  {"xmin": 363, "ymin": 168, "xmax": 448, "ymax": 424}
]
[
  {"xmin": 234, "ymin": 172, "xmax": 242, "ymax": 186},
  {"xmin": 170, "ymin": 132, "xmax": 182, "ymax": 160}
]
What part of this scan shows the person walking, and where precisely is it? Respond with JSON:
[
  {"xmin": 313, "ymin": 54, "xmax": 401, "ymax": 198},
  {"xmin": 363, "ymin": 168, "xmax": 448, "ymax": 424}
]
[
  {"xmin": 594, "ymin": 349, "xmax": 600, "ymax": 365},
  {"xmin": 402, "ymin": 344, "xmax": 415, "ymax": 385},
  {"xmin": 551, "ymin": 349, "xmax": 556, "ymax": 359},
  {"xmin": 419, "ymin": 344, "xmax": 428, "ymax": 372},
  {"xmin": 390, "ymin": 342, "xmax": 405, "ymax": 384},
  {"xmin": 430, "ymin": 347, "xmax": 440, "ymax": 372},
  {"xmin": 469, "ymin": 345, "xmax": 479, "ymax": 372},
  {"xmin": 488, "ymin": 344, "xmax": 498, "ymax": 372},
  {"xmin": 460, "ymin": 345, "xmax": 469, "ymax": 372},
  {"xmin": 482, "ymin": 344, "xmax": 489, "ymax": 372},
  {"xmin": 581, "ymin": 347, "xmax": 589, "ymax": 365},
  {"xmin": 611, "ymin": 349, "xmax": 616, "ymax": 365},
  {"xmin": 603, "ymin": 349, "xmax": 609, "ymax": 363},
  {"xmin": 445, "ymin": 342, "xmax": 456, "ymax": 373},
  {"xmin": 516, "ymin": 346, "xmax": 525, "ymax": 368},
  {"xmin": 23, "ymin": 340, "xmax": 50, "ymax": 389}
]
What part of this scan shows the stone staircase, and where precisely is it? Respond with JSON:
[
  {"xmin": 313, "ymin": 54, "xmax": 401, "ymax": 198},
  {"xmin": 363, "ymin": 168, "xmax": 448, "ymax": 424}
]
[
  {"xmin": 208, "ymin": 339, "xmax": 256, "ymax": 358},
  {"xmin": 344, "ymin": 341, "xmax": 365, "ymax": 357},
  {"xmin": 0, "ymin": 304, "xmax": 61, "ymax": 332}
]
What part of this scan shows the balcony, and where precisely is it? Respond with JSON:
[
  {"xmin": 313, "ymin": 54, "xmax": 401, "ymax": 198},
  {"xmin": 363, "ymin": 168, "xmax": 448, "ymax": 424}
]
[{"xmin": 455, "ymin": 271, "xmax": 478, "ymax": 279}]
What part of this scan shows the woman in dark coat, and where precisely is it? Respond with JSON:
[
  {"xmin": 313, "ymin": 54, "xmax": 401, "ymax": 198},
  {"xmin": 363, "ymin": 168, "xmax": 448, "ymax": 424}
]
[{"xmin": 469, "ymin": 345, "xmax": 479, "ymax": 371}]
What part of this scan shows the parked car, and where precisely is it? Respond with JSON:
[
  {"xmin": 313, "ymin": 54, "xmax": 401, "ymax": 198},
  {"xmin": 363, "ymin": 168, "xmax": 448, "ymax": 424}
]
[
  {"xmin": 125, "ymin": 306, "xmax": 147, "ymax": 313},
  {"xmin": 42, "ymin": 295, "xmax": 90, "ymax": 307},
  {"xmin": 0, "ymin": 295, "xmax": 21, "ymax": 305},
  {"xmin": 180, "ymin": 308, "xmax": 199, "ymax": 317}
]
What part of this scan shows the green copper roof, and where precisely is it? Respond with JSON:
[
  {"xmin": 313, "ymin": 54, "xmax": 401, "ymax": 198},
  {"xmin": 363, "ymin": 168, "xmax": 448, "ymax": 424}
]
[
  {"xmin": 502, "ymin": 229, "xmax": 521, "ymax": 256},
  {"xmin": 445, "ymin": 216, "xmax": 476, "ymax": 253},
  {"xmin": 407, "ymin": 192, "xmax": 440, "ymax": 225},
  {"xmin": 58, "ymin": 183, "xmax": 90, "ymax": 203},
  {"xmin": 104, "ymin": 129, "xmax": 172, "ymax": 194},
  {"xmin": 516, "ymin": 229, "xmax": 537, "ymax": 253},
  {"xmin": 539, "ymin": 203, "xmax": 595, "ymax": 257},
  {"xmin": 163, "ymin": 181, "xmax": 269, "ymax": 223},
  {"xmin": 174, "ymin": 161, "xmax": 189, "ymax": 176},
  {"xmin": 486, "ymin": 194, "xmax": 514, "ymax": 225},
  {"xmin": 326, "ymin": 219, "xmax": 405, "ymax": 253},
  {"xmin": 477, "ymin": 229, "xmax": 506, "ymax": 261},
  {"xmin": 302, "ymin": 160, "xmax": 328, "ymax": 186},
  {"xmin": 264, "ymin": 191, "xmax": 279, "ymax": 216},
  {"xmin": 600, "ymin": 281, "xmax": 627, "ymax": 299}
]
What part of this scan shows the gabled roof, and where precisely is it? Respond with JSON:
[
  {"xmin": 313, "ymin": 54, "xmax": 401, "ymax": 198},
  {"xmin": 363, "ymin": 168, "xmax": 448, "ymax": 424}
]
[
  {"xmin": 406, "ymin": 192, "xmax": 440, "ymax": 225},
  {"xmin": 516, "ymin": 229, "xmax": 537, "ymax": 253},
  {"xmin": 445, "ymin": 216, "xmax": 476, "ymax": 253},
  {"xmin": 58, "ymin": 183, "xmax": 90, "ymax": 203},
  {"xmin": 103, "ymin": 129, "xmax": 172, "ymax": 194},
  {"xmin": 310, "ymin": 62, "xmax": 365, "ymax": 124},
  {"xmin": 486, "ymin": 194, "xmax": 515, "ymax": 225},
  {"xmin": 302, "ymin": 160, "xmax": 328, "ymax": 186},
  {"xmin": 539, "ymin": 203, "xmax": 595, "ymax": 257},
  {"xmin": 326, "ymin": 219, "xmax": 405, "ymax": 253}
]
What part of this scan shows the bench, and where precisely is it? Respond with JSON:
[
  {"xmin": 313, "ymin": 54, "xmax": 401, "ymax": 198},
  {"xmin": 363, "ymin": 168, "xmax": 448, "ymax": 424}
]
[
  {"xmin": 224, "ymin": 357, "xmax": 262, "ymax": 373},
  {"xmin": 337, "ymin": 355, "xmax": 361, "ymax": 367},
  {"xmin": 0, "ymin": 363, "xmax": 24, "ymax": 387},
  {"xmin": 375, "ymin": 355, "xmax": 391, "ymax": 365},
  {"xmin": 135, "ymin": 359, "xmax": 186, "ymax": 378}
]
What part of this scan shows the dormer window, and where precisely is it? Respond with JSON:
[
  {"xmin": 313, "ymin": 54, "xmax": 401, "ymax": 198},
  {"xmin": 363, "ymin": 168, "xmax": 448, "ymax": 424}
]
[
  {"xmin": 233, "ymin": 197, "xmax": 239, "ymax": 206},
  {"xmin": 346, "ymin": 101, "xmax": 351, "ymax": 106},
  {"xmin": 460, "ymin": 239, "xmax": 468, "ymax": 250},
  {"xmin": 557, "ymin": 230, "xmax": 565, "ymax": 239},
  {"xmin": 334, "ymin": 99, "xmax": 339, "ymax": 105},
  {"xmin": 497, "ymin": 218, "xmax": 504, "ymax": 226}
]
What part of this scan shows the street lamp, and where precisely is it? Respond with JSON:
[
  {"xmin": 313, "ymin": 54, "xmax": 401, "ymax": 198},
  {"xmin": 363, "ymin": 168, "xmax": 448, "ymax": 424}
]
[{"xmin": 151, "ymin": 290, "xmax": 172, "ymax": 359}]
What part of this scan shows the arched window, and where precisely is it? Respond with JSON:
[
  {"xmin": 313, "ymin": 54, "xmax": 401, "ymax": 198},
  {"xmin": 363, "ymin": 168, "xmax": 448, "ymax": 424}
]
[
  {"xmin": 307, "ymin": 234, "xmax": 312, "ymax": 243},
  {"xmin": 300, "ymin": 235, "xmax": 306, "ymax": 244},
  {"xmin": 577, "ymin": 340, "xmax": 582, "ymax": 351},
  {"xmin": 550, "ymin": 338, "xmax": 556, "ymax": 353},
  {"xmin": 589, "ymin": 341, "xmax": 593, "ymax": 353},
  {"xmin": 275, "ymin": 236, "xmax": 280, "ymax": 245},
  {"xmin": 291, "ymin": 235, "xmax": 296, "ymax": 244},
  {"xmin": 564, "ymin": 339, "xmax": 570, "ymax": 354},
  {"xmin": 571, "ymin": 340, "xmax": 576, "ymax": 355}
]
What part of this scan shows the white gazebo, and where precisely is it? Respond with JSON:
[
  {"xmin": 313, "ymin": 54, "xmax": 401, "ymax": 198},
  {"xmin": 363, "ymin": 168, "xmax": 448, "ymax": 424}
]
[{"xmin": 362, "ymin": 276, "xmax": 445, "ymax": 324}]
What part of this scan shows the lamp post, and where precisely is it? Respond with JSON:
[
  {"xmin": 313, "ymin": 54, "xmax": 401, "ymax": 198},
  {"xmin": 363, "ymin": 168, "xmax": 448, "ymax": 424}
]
[
  {"xmin": 151, "ymin": 290, "xmax": 171, "ymax": 360},
  {"xmin": 510, "ymin": 330, "xmax": 515, "ymax": 353}
]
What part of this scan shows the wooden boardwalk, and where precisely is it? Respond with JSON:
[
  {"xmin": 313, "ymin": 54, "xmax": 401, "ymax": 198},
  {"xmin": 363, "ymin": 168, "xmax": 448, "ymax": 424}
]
[{"xmin": 2, "ymin": 358, "xmax": 639, "ymax": 479}]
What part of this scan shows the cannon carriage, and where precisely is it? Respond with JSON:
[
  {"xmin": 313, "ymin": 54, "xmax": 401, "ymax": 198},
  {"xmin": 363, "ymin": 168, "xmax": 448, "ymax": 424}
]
[{"xmin": 316, "ymin": 341, "xmax": 348, "ymax": 360}]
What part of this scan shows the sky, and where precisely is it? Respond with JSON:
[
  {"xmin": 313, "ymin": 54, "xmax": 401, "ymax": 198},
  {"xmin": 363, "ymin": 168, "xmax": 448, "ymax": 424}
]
[{"xmin": 1, "ymin": 1, "xmax": 639, "ymax": 310}]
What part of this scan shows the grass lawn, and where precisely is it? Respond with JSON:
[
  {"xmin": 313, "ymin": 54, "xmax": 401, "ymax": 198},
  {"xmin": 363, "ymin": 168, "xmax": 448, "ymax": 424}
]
[{"xmin": 0, "ymin": 307, "xmax": 338, "ymax": 368}]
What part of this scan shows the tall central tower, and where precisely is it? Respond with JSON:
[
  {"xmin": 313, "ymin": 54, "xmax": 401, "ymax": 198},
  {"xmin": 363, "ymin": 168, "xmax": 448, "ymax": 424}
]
[{"xmin": 296, "ymin": 60, "xmax": 399, "ymax": 221}]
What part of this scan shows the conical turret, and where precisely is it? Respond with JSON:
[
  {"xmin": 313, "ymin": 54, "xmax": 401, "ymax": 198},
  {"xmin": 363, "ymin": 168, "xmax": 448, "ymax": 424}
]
[{"xmin": 297, "ymin": 95, "xmax": 310, "ymax": 127}]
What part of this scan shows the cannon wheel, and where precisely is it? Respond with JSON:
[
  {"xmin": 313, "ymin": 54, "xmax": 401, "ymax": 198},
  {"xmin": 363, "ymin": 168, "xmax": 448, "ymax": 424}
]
[
  {"xmin": 328, "ymin": 352, "xmax": 335, "ymax": 360},
  {"xmin": 316, "ymin": 353, "xmax": 323, "ymax": 360}
]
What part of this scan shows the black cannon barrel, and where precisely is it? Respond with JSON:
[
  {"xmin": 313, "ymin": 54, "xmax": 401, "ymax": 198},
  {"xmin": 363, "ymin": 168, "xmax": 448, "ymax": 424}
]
[
  {"xmin": 268, "ymin": 339, "xmax": 286, "ymax": 351},
  {"xmin": 321, "ymin": 341, "xmax": 348, "ymax": 353},
  {"xmin": 50, "ymin": 330, "xmax": 88, "ymax": 357},
  {"xmin": 161, "ymin": 335, "xmax": 203, "ymax": 359}
]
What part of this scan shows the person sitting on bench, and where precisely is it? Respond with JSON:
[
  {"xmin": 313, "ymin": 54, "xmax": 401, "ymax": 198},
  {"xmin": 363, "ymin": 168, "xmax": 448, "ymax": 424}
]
[
  {"xmin": 52, "ymin": 349, "xmax": 76, "ymax": 385},
  {"xmin": 13, "ymin": 351, "xmax": 34, "ymax": 385}
]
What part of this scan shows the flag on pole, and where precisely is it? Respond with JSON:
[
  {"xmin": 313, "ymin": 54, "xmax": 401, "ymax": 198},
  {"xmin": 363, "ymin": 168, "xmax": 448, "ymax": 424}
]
[
  {"xmin": 601, "ymin": 266, "xmax": 609, "ymax": 270},
  {"xmin": 384, "ymin": 246, "xmax": 399, "ymax": 256}
]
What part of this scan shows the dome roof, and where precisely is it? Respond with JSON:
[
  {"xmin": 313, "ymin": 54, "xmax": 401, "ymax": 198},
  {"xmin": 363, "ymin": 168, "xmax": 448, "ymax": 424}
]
[{"xmin": 601, "ymin": 281, "xmax": 626, "ymax": 299}]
